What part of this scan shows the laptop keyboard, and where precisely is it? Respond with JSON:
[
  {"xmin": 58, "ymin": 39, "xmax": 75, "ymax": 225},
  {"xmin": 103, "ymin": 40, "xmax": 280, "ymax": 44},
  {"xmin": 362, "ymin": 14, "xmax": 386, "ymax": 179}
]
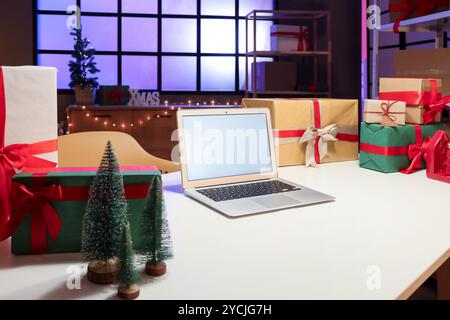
[{"xmin": 197, "ymin": 180, "xmax": 300, "ymax": 202}]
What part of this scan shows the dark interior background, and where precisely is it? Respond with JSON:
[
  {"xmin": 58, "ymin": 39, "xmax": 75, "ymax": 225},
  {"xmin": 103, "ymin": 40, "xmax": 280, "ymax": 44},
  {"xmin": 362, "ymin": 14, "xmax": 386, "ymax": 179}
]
[{"xmin": 0, "ymin": 0, "xmax": 361, "ymax": 122}]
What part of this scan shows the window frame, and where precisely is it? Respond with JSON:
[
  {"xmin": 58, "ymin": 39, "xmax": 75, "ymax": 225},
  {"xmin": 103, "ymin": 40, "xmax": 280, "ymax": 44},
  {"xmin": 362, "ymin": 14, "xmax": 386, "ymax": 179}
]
[{"xmin": 34, "ymin": 0, "xmax": 273, "ymax": 94}]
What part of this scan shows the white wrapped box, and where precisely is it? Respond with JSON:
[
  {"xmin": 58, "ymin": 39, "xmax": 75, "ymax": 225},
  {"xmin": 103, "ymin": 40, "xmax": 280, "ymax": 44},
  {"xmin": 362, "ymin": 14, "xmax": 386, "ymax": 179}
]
[
  {"xmin": 270, "ymin": 25, "xmax": 310, "ymax": 52},
  {"xmin": 0, "ymin": 66, "xmax": 58, "ymax": 226},
  {"xmin": 1, "ymin": 66, "xmax": 58, "ymax": 163}
]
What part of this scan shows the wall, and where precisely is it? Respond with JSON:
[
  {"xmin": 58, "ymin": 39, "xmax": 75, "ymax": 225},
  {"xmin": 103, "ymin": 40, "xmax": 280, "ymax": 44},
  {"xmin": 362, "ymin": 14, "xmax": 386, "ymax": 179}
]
[
  {"xmin": 1, "ymin": 0, "xmax": 362, "ymax": 122},
  {"xmin": 0, "ymin": 0, "xmax": 75, "ymax": 122},
  {"xmin": 0, "ymin": 0, "xmax": 34, "ymax": 66}
]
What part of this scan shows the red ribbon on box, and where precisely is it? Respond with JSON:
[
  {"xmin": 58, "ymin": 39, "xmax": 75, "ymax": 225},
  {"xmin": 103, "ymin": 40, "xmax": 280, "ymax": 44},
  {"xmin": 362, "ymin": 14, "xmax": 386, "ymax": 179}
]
[
  {"xmin": 390, "ymin": 0, "xmax": 449, "ymax": 33},
  {"xmin": 0, "ymin": 67, "xmax": 57, "ymax": 231},
  {"xmin": 270, "ymin": 27, "xmax": 310, "ymax": 51},
  {"xmin": 400, "ymin": 125, "xmax": 428, "ymax": 174},
  {"xmin": 360, "ymin": 142, "xmax": 409, "ymax": 156},
  {"xmin": 0, "ymin": 172, "xmax": 151, "ymax": 254},
  {"xmin": 423, "ymin": 96, "xmax": 450, "ymax": 125}
]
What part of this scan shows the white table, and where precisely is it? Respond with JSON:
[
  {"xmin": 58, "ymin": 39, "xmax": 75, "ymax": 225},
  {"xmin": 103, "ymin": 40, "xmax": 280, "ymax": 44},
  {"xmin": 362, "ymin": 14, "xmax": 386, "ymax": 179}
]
[{"xmin": 1, "ymin": 161, "xmax": 450, "ymax": 300}]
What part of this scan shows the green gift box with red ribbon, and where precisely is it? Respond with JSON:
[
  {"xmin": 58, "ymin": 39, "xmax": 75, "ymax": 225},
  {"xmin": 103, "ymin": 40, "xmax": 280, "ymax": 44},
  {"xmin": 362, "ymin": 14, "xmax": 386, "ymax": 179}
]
[
  {"xmin": 360, "ymin": 123, "xmax": 445, "ymax": 173},
  {"xmin": 5, "ymin": 166, "xmax": 161, "ymax": 255},
  {"xmin": 97, "ymin": 85, "xmax": 131, "ymax": 105}
]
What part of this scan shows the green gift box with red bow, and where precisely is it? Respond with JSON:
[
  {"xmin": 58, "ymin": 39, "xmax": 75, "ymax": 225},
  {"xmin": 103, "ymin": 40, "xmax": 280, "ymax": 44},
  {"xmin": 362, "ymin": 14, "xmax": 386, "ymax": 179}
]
[
  {"xmin": 97, "ymin": 85, "xmax": 131, "ymax": 105},
  {"xmin": 360, "ymin": 123, "xmax": 445, "ymax": 173},
  {"xmin": 4, "ymin": 166, "xmax": 161, "ymax": 255}
]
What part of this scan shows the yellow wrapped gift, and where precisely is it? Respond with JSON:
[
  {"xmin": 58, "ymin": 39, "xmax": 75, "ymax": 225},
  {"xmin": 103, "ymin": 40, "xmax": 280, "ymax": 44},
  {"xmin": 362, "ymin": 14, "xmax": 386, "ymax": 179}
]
[{"xmin": 242, "ymin": 98, "xmax": 359, "ymax": 167}]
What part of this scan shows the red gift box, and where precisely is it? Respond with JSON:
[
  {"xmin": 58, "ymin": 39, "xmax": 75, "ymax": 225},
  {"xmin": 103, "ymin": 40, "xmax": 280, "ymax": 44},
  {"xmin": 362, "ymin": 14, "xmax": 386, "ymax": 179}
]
[
  {"xmin": 446, "ymin": 144, "xmax": 450, "ymax": 176},
  {"xmin": 425, "ymin": 130, "xmax": 450, "ymax": 183}
]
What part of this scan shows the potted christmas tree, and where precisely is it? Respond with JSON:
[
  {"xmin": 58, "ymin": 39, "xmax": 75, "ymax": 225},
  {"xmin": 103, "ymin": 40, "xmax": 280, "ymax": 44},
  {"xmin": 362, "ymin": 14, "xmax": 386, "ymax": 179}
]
[
  {"xmin": 117, "ymin": 223, "xmax": 140, "ymax": 300},
  {"xmin": 81, "ymin": 141, "xmax": 128, "ymax": 284},
  {"xmin": 69, "ymin": 26, "xmax": 100, "ymax": 105},
  {"xmin": 139, "ymin": 177, "xmax": 173, "ymax": 277}
]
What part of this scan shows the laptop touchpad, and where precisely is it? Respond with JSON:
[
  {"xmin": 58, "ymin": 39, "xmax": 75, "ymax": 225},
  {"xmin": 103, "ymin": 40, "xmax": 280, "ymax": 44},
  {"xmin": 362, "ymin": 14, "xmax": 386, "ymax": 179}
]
[{"xmin": 251, "ymin": 195, "xmax": 301, "ymax": 209}]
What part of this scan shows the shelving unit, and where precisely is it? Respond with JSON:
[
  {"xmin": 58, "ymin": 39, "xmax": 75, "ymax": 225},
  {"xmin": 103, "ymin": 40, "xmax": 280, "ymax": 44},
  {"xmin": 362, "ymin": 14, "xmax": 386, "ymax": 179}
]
[
  {"xmin": 369, "ymin": 5, "xmax": 450, "ymax": 98},
  {"xmin": 245, "ymin": 10, "xmax": 332, "ymax": 98}
]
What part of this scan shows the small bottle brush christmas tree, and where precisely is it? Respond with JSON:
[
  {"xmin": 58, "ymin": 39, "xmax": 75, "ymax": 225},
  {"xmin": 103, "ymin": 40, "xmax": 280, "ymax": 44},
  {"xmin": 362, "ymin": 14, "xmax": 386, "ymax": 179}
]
[
  {"xmin": 117, "ymin": 223, "xmax": 140, "ymax": 300},
  {"xmin": 69, "ymin": 26, "xmax": 100, "ymax": 89},
  {"xmin": 82, "ymin": 141, "xmax": 128, "ymax": 284},
  {"xmin": 139, "ymin": 177, "xmax": 173, "ymax": 277}
]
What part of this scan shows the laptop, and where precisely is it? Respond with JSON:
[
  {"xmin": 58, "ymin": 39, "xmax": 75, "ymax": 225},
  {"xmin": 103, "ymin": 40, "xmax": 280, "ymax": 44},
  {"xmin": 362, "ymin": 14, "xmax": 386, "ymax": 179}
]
[{"xmin": 176, "ymin": 108, "xmax": 335, "ymax": 217}]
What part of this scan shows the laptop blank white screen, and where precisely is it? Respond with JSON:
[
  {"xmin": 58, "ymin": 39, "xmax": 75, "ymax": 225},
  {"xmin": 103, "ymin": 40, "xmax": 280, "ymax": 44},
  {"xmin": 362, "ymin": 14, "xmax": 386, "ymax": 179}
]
[{"xmin": 182, "ymin": 113, "xmax": 273, "ymax": 181}]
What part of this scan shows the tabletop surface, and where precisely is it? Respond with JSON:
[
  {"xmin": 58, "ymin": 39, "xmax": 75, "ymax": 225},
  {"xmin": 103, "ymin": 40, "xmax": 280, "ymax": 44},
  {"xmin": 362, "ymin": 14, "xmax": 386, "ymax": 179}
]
[{"xmin": 1, "ymin": 161, "xmax": 449, "ymax": 300}]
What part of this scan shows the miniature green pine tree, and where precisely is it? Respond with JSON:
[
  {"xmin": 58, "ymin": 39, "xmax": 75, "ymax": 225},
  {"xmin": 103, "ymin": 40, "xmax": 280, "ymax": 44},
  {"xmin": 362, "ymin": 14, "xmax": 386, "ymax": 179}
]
[
  {"xmin": 118, "ymin": 223, "xmax": 140, "ymax": 288},
  {"xmin": 81, "ymin": 141, "xmax": 128, "ymax": 263},
  {"xmin": 139, "ymin": 176, "xmax": 173, "ymax": 267},
  {"xmin": 69, "ymin": 26, "xmax": 100, "ymax": 89}
]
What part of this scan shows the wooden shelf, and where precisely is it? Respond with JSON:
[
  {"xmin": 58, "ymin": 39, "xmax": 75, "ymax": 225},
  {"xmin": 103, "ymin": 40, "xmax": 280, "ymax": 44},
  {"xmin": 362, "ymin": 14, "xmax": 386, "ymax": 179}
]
[
  {"xmin": 248, "ymin": 90, "xmax": 329, "ymax": 96},
  {"xmin": 369, "ymin": 8, "xmax": 450, "ymax": 98},
  {"xmin": 245, "ymin": 9, "xmax": 332, "ymax": 98},
  {"xmin": 67, "ymin": 104, "xmax": 239, "ymax": 111},
  {"xmin": 246, "ymin": 51, "xmax": 330, "ymax": 57},
  {"xmin": 379, "ymin": 10, "xmax": 450, "ymax": 33}
]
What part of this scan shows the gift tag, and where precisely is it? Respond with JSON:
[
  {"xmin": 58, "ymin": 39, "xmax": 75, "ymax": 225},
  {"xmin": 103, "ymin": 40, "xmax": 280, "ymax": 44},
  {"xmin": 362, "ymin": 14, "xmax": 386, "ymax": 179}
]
[{"xmin": 380, "ymin": 115, "xmax": 398, "ymax": 127}]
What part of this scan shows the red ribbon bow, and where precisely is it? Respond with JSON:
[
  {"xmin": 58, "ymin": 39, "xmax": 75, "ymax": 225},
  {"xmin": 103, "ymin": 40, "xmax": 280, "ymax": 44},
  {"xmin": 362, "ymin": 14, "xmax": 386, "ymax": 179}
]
[
  {"xmin": 390, "ymin": 0, "xmax": 447, "ymax": 33},
  {"xmin": 0, "ymin": 144, "xmax": 32, "ymax": 217},
  {"xmin": 401, "ymin": 126, "xmax": 431, "ymax": 174},
  {"xmin": 7, "ymin": 182, "xmax": 63, "ymax": 254},
  {"xmin": 423, "ymin": 96, "xmax": 450, "ymax": 125},
  {"xmin": 379, "ymin": 101, "xmax": 402, "ymax": 122}
]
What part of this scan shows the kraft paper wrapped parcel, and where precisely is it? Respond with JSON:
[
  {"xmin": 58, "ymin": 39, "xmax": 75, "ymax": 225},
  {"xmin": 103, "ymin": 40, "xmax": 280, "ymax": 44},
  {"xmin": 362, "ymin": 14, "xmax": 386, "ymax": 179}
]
[{"xmin": 242, "ymin": 98, "xmax": 359, "ymax": 167}]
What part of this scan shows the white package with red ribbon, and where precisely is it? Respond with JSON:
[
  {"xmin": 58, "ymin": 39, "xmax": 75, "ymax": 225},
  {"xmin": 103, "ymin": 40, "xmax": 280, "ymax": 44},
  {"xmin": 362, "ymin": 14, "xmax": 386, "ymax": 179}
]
[
  {"xmin": 270, "ymin": 25, "xmax": 310, "ymax": 52},
  {"xmin": 0, "ymin": 66, "xmax": 58, "ymax": 230}
]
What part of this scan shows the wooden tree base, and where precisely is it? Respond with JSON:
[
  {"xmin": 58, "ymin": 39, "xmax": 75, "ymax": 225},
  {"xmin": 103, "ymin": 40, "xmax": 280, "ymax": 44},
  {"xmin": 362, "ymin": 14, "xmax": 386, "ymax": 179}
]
[
  {"xmin": 145, "ymin": 261, "xmax": 166, "ymax": 277},
  {"xmin": 118, "ymin": 284, "xmax": 140, "ymax": 300},
  {"xmin": 87, "ymin": 259, "xmax": 119, "ymax": 285}
]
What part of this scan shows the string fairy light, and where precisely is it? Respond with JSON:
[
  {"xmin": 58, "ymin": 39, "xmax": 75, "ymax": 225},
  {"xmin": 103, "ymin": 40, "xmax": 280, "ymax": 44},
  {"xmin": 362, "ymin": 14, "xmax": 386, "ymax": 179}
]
[{"xmin": 68, "ymin": 98, "xmax": 241, "ymax": 134}]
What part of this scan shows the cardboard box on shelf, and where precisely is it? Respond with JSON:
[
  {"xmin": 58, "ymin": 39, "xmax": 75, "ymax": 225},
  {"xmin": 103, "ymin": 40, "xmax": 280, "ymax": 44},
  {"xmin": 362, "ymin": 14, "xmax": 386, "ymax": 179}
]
[
  {"xmin": 394, "ymin": 48, "xmax": 450, "ymax": 96},
  {"xmin": 251, "ymin": 61, "xmax": 297, "ymax": 92}
]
